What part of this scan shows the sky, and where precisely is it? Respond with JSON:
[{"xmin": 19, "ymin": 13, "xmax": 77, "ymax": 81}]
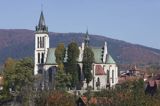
[{"xmin": 0, "ymin": 0, "xmax": 160, "ymax": 49}]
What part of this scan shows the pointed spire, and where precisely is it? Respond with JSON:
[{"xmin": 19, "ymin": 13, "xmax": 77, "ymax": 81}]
[
  {"xmin": 36, "ymin": 11, "xmax": 48, "ymax": 33},
  {"xmin": 84, "ymin": 29, "xmax": 90, "ymax": 47},
  {"xmin": 39, "ymin": 11, "xmax": 46, "ymax": 27}
]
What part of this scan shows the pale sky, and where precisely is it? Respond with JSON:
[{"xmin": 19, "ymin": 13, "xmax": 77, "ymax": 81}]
[{"xmin": 0, "ymin": 0, "xmax": 160, "ymax": 49}]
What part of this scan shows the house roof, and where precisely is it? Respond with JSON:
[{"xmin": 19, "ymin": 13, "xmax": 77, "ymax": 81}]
[
  {"xmin": 95, "ymin": 65, "xmax": 106, "ymax": 75},
  {"xmin": 45, "ymin": 48, "xmax": 57, "ymax": 64},
  {"xmin": 92, "ymin": 48, "xmax": 103, "ymax": 63},
  {"xmin": 106, "ymin": 54, "xmax": 116, "ymax": 64}
]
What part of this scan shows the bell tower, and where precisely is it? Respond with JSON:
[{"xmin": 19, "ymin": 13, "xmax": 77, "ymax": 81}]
[{"xmin": 34, "ymin": 11, "xmax": 49, "ymax": 75}]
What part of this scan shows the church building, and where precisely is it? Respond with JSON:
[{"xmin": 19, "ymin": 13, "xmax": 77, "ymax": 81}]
[{"xmin": 34, "ymin": 11, "xmax": 118, "ymax": 90}]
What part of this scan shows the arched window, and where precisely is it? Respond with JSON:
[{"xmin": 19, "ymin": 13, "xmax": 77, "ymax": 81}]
[
  {"xmin": 37, "ymin": 37, "xmax": 39, "ymax": 48},
  {"xmin": 42, "ymin": 37, "xmax": 45, "ymax": 48},
  {"xmin": 41, "ymin": 53, "xmax": 44, "ymax": 63},
  {"xmin": 107, "ymin": 70, "xmax": 109, "ymax": 83},
  {"xmin": 39, "ymin": 37, "xmax": 42, "ymax": 48},
  {"xmin": 48, "ymin": 68, "xmax": 53, "ymax": 83},
  {"xmin": 38, "ymin": 53, "xmax": 40, "ymax": 63},
  {"xmin": 112, "ymin": 70, "xmax": 114, "ymax": 83},
  {"xmin": 96, "ymin": 77, "xmax": 100, "ymax": 87}
]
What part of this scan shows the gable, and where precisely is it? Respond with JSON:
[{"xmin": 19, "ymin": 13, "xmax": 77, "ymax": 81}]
[{"xmin": 95, "ymin": 65, "xmax": 106, "ymax": 75}]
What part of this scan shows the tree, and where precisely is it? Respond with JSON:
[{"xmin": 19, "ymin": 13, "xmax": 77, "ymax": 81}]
[
  {"xmin": 14, "ymin": 57, "xmax": 34, "ymax": 106},
  {"xmin": 55, "ymin": 43, "xmax": 65, "ymax": 71},
  {"xmin": 2, "ymin": 57, "xmax": 35, "ymax": 105},
  {"xmin": 55, "ymin": 71, "xmax": 71, "ymax": 90},
  {"xmin": 55, "ymin": 43, "xmax": 71, "ymax": 90},
  {"xmin": 82, "ymin": 47, "xmax": 94, "ymax": 87},
  {"xmin": 47, "ymin": 90, "xmax": 76, "ymax": 106},
  {"xmin": 1, "ymin": 58, "xmax": 17, "ymax": 101},
  {"xmin": 14, "ymin": 57, "xmax": 34, "ymax": 90},
  {"xmin": 66, "ymin": 42, "xmax": 80, "ymax": 88}
]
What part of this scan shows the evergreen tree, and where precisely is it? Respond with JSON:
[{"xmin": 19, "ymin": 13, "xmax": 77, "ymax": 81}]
[
  {"xmin": 66, "ymin": 42, "xmax": 79, "ymax": 88},
  {"xmin": 55, "ymin": 43, "xmax": 71, "ymax": 90},
  {"xmin": 82, "ymin": 47, "xmax": 94, "ymax": 87}
]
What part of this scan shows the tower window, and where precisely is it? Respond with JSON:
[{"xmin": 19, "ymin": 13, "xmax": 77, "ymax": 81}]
[
  {"xmin": 42, "ymin": 37, "xmax": 45, "ymax": 48},
  {"xmin": 38, "ymin": 53, "xmax": 40, "ymax": 63},
  {"xmin": 40, "ymin": 37, "xmax": 42, "ymax": 48},
  {"xmin": 41, "ymin": 53, "xmax": 44, "ymax": 63},
  {"xmin": 37, "ymin": 37, "xmax": 39, "ymax": 48}
]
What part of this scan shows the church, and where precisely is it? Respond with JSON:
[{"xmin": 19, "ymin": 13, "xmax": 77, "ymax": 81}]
[{"xmin": 34, "ymin": 11, "xmax": 118, "ymax": 90}]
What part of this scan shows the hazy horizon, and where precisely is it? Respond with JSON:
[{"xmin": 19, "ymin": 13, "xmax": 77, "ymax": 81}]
[{"xmin": 0, "ymin": 0, "xmax": 160, "ymax": 49}]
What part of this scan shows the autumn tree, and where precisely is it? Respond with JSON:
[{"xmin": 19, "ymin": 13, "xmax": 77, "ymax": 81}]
[
  {"xmin": 82, "ymin": 47, "xmax": 94, "ymax": 87},
  {"xmin": 66, "ymin": 42, "xmax": 79, "ymax": 88},
  {"xmin": 1, "ymin": 58, "xmax": 17, "ymax": 100},
  {"xmin": 47, "ymin": 90, "xmax": 76, "ymax": 106},
  {"xmin": 55, "ymin": 43, "xmax": 65, "ymax": 71}
]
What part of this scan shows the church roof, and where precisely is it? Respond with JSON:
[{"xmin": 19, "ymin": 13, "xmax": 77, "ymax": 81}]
[
  {"xmin": 36, "ymin": 11, "xmax": 48, "ymax": 33},
  {"xmin": 106, "ymin": 54, "xmax": 116, "ymax": 64},
  {"xmin": 95, "ymin": 65, "xmax": 106, "ymax": 75},
  {"xmin": 46, "ymin": 48, "xmax": 57, "ymax": 64},
  {"xmin": 92, "ymin": 48, "xmax": 103, "ymax": 63},
  {"xmin": 39, "ymin": 11, "xmax": 46, "ymax": 27}
]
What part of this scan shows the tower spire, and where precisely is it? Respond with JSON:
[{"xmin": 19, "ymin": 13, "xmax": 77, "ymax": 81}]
[
  {"xmin": 36, "ymin": 11, "xmax": 48, "ymax": 33},
  {"xmin": 84, "ymin": 28, "xmax": 90, "ymax": 47}
]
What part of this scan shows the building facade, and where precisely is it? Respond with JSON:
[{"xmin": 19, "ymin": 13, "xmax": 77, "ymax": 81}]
[{"xmin": 34, "ymin": 11, "xmax": 118, "ymax": 90}]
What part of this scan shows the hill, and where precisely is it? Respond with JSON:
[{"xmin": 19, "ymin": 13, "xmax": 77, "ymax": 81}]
[{"xmin": 0, "ymin": 29, "xmax": 160, "ymax": 66}]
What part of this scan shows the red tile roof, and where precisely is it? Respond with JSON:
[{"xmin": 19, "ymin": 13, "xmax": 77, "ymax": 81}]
[{"xmin": 95, "ymin": 65, "xmax": 106, "ymax": 75}]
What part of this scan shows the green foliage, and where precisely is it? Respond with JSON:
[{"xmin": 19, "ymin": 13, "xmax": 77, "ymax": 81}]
[
  {"xmin": 82, "ymin": 47, "xmax": 94, "ymax": 85},
  {"xmin": 55, "ymin": 70, "xmax": 71, "ymax": 90},
  {"xmin": 1, "ymin": 58, "xmax": 17, "ymax": 100},
  {"xmin": 34, "ymin": 90, "xmax": 48, "ymax": 106},
  {"xmin": 92, "ymin": 79, "xmax": 160, "ymax": 106},
  {"xmin": 14, "ymin": 57, "xmax": 34, "ymax": 90},
  {"xmin": 66, "ymin": 42, "xmax": 80, "ymax": 88},
  {"xmin": 2, "ymin": 57, "xmax": 34, "ymax": 105},
  {"xmin": 55, "ymin": 43, "xmax": 71, "ymax": 90},
  {"xmin": 55, "ymin": 43, "xmax": 65, "ymax": 71}
]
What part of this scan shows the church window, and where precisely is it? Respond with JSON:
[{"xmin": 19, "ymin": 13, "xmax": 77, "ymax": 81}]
[
  {"xmin": 37, "ymin": 37, "xmax": 39, "ymax": 48},
  {"xmin": 41, "ymin": 53, "xmax": 44, "ymax": 63},
  {"xmin": 40, "ymin": 37, "xmax": 42, "ymax": 48},
  {"xmin": 112, "ymin": 70, "xmax": 114, "ymax": 83},
  {"xmin": 107, "ymin": 70, "xmax": 109, "ymax": 83},
  {"xmin": 96, "ymin": 77, "xmax": 100, "ymax": 89},
  {"xmin": 48, "ymin": 68, "xmax": 53, "ymax": 83},
  {"xmin": 39, "ymin": 37, "xmax": 41, "ymax": 48},
  {"xmin": 38, "ymin": 53, "xmax": 40, "ymax": 63},
  {"xmin": 42, "ymin": 37, "xmax": 45, "ymax": 48}
]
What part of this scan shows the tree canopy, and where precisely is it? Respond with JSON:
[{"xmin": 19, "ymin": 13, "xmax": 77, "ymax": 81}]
[
  {"xmin": 66, "ymin": 42, "xmax": 80, "ymax": 88},
  {"xmin": 82, "ymin": 47, "xmax": 94, "ymax": 86}
]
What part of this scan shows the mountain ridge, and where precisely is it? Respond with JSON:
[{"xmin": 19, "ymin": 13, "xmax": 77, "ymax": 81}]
[{"xmin": 0, "ymin": 29, "xmax": 160, "ymax": 66}]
